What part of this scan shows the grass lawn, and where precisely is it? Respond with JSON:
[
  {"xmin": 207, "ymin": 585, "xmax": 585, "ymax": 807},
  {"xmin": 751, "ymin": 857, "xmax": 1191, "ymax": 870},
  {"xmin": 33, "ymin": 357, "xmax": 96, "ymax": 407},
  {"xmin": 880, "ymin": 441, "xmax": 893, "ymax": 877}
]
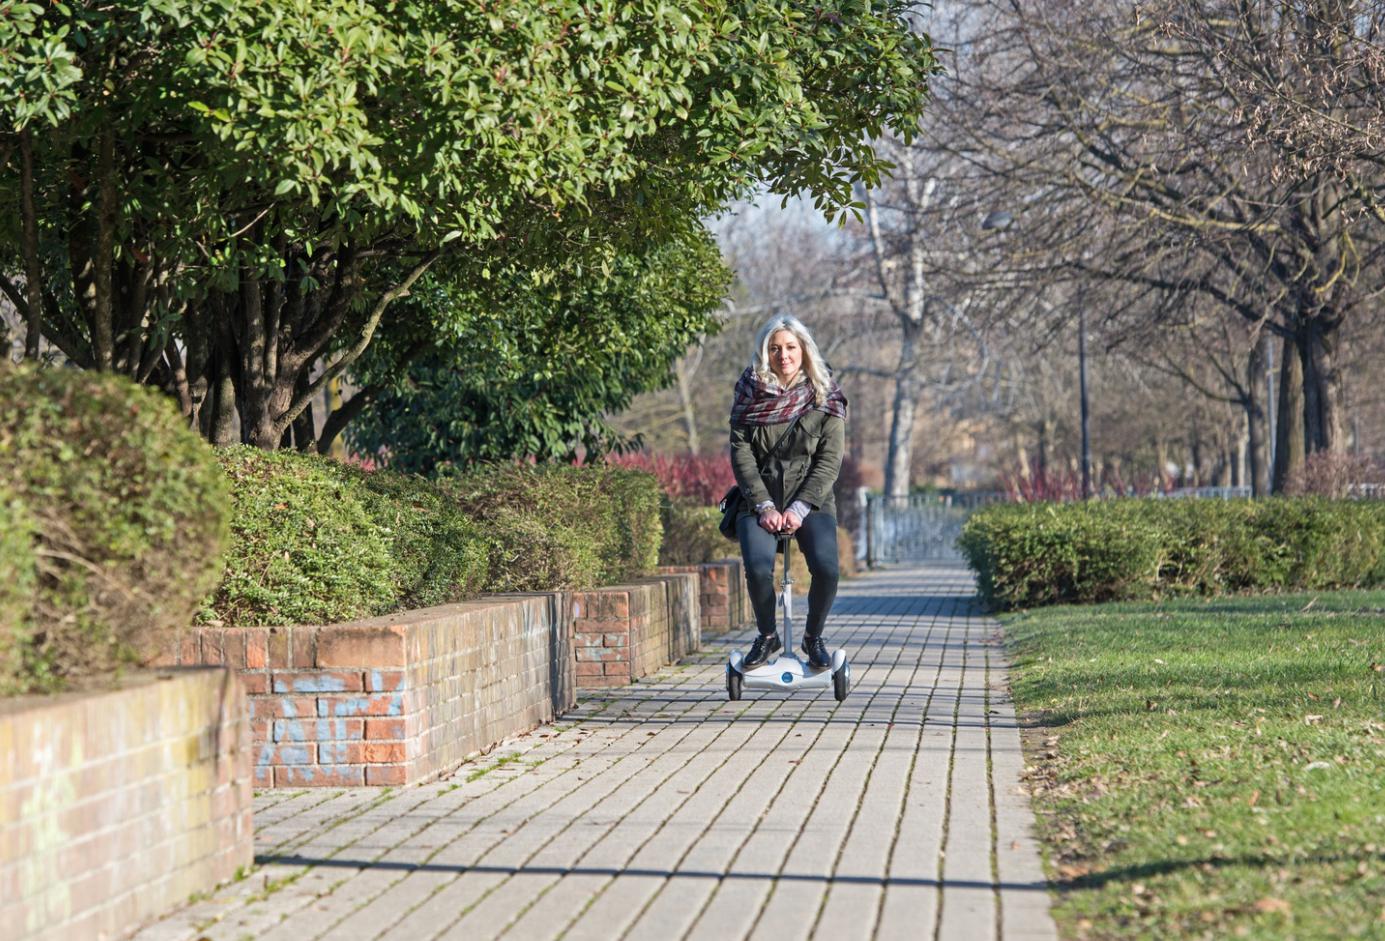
[{"xmin": 1004, "ymin": 590, "xmax": 1385, "ymax": 940}]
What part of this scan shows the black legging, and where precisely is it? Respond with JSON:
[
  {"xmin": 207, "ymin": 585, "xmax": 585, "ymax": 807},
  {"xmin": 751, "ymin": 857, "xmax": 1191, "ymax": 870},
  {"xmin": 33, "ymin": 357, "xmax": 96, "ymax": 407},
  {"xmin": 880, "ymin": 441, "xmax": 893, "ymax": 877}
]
[{"xmin": 738, "ymin": 512, "xmax": 840, "ymax": 638}]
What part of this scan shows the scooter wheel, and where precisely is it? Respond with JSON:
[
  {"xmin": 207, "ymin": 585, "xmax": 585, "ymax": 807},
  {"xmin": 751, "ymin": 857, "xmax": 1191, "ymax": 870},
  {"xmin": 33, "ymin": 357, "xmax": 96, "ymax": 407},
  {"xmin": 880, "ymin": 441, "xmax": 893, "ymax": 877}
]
[
  {"xmin": 833, "ymin": 666, "xmax": 849, "ymax": 702},
  {"xmin": 727, "ymin": 667, "xmax": 743, "ymax": 701}
]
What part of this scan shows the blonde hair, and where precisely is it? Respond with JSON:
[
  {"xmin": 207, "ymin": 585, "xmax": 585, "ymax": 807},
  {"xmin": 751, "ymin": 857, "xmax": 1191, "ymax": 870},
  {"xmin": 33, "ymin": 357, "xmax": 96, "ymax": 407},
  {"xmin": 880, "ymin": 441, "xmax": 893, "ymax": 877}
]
[{"xmin": 751, "ymin": 314, "xmax": 831, "ymax": 406}]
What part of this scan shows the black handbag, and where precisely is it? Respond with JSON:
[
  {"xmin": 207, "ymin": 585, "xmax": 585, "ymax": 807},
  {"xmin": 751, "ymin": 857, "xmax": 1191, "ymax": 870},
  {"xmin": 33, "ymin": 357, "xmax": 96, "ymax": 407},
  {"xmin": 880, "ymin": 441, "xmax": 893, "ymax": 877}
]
[{"xmin": 718, "ymin": 416, "xmax": 801, "ymax": 541}]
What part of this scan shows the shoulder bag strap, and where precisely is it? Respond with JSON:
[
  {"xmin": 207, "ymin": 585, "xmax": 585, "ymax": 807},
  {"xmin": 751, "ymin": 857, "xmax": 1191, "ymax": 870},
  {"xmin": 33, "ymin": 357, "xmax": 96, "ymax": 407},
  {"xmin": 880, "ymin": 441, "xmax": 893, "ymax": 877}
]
[{"xmin": 761, "ymin": 413, "xmax": 802, "ymax": 462}]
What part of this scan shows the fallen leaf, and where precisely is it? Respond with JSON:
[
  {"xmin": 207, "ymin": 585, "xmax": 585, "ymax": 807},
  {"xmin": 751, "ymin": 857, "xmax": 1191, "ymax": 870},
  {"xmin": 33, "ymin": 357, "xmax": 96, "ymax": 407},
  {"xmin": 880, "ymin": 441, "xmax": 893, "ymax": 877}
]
[
  {"xmin": 1254, "ymin": 897, "xmax": 1292, "ymax": 914},
  {"xmin": 1304, "ymin": 714, "xmax": 1324, "ymax": 725},
  {"xmin": 1248, "ymin": 789, "xmax": 1260, "ymax": 807},
  {"xmin": 1304, "ymin": 760, "xmax": 1332, "ymax": 771}
]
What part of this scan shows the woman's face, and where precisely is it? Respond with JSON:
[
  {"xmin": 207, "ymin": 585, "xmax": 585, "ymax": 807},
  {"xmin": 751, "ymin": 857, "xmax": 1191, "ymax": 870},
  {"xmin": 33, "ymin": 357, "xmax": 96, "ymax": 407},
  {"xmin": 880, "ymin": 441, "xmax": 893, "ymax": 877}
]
[{"xmin": 768, "ymin": 329, "xmax": 803, "ymax": 384}]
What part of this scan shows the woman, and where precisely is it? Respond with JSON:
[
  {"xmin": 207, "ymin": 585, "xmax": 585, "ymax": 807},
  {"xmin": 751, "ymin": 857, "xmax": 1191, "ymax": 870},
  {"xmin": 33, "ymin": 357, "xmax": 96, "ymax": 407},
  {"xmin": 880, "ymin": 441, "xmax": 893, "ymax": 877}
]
[{"xmin": 729, "ymin": 314, "xmax": 848, "ymax": 670}]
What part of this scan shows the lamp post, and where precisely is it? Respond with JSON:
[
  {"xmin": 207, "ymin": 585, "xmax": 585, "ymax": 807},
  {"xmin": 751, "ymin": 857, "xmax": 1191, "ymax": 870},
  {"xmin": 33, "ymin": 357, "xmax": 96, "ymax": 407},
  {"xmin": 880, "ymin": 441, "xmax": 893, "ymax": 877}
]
[
  {"xmin": 982, "ymin": 209, "xmax": 1092, "ymax": 499},
  {"xmin": 1077, "ymin": 305, "xmax": 1091, "ymax": 499}
]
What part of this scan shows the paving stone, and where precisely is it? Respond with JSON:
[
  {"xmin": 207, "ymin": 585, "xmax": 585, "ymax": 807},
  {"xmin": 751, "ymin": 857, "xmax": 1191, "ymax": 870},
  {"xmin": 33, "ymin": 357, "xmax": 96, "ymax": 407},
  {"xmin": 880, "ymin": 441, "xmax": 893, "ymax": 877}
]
[{"xmin": 129, "ymin": 564, "xmax": 1057, "ymax": 941}]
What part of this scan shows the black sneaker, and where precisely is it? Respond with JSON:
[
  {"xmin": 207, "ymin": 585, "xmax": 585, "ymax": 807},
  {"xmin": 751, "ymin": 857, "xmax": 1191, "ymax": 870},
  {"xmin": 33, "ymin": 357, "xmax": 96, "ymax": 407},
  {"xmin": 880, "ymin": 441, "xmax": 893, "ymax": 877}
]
[
  {"xmin": 801, "ymin": 635, "xmax": 831, "ymax": 670},
  {"xmin": 743, "ymin": 632, "xmax": 781, "ymax": 669}
]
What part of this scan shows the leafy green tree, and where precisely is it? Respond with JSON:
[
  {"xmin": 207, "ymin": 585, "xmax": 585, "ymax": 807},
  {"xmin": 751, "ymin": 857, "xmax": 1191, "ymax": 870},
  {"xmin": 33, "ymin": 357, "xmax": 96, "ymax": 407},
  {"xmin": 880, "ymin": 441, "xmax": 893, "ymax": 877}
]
[
  {"xmin": 0, "ymin": 1, "xmax": 936, "ymax": 449},
  {"xmin": 344, "ymin": 225, "xmax": 731, "ymax": 472}
]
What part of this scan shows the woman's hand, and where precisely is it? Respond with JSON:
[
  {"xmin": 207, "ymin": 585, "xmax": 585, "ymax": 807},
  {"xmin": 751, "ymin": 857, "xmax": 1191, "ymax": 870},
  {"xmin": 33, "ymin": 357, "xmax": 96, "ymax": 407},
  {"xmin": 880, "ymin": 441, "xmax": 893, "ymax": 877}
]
[
  {"xmin": 780, "ymin": 510, "xmax": 802, "ymax": 534},
  {"xmin": 758, "ymin": 507, "xmax": 784, "ymax": 533}
]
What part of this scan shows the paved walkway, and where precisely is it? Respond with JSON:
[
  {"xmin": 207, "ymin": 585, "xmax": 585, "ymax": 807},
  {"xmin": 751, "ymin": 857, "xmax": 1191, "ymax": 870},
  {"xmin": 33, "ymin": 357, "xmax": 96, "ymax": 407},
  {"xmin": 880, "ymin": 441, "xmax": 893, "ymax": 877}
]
[{"xmin": 133, "ymin": 564, "xmax": 1057, "ymax": 941}]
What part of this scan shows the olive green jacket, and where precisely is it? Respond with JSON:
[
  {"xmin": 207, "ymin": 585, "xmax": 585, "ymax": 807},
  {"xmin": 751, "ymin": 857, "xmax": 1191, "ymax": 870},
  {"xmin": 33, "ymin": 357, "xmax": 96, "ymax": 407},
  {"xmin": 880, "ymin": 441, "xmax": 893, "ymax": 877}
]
[{"xmin": 729, "ymin": 410, "xmax": 846, "ymax": 519}]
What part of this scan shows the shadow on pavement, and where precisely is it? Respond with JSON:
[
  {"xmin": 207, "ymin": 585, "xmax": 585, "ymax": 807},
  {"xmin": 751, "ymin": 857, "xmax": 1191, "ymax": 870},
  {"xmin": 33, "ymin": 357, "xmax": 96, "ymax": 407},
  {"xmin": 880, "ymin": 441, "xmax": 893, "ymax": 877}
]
[{"xmin": 254, "ymin": 855, "xmax": 1051, "ymax": 892}]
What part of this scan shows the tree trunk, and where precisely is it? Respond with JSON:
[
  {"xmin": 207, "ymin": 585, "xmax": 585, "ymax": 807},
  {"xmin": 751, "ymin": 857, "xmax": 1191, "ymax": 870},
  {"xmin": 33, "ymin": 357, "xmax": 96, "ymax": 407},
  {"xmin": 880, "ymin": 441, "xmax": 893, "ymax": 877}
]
[
  {"xmin": 1014, "ymin": 435, "xmax": 1031, "ymax": 483},
  {"xmin": 92, "ymin": 130, "xmax": 116, "ymax": 371},
  {"xmin": 211, "ymin": 368, "xmax": 239, "ymax": 447},
  {"xmin": 1272, "ymin": 334, "xmax": 1304, "ymax": 492},
  {"xmin": 287, "ymin": 369, "xmax": 315, "ymax": 452},
  {"xmin": 19, "ymin": 130, "xmax": 44, "ymax": 361},
  {"xmin": 674, "ymin": 354, "xmax": 701, "ymax": 454},
  {"xmin": 1188, "ymin": 426, "xmax": 1203, "ymax": 487},
  {"xmin": 1245, "ymin": 339, "xmax": 1270, "ymax": 496},
  {"xmin": 1035, "ymin": 418, "xmax": 1052, "ymax": 481},
  {"xmin": 1302, "ymin": 316, "xmax": 1344, "ymax": 454},
  {"xmin": 884, "ymin": 324, "xmax": 921, "ymax": 505},
  {"xmin": 245, "ymin": 385, "xmax": 294, "ymax": 450},
  {"xmin": 1216, "ymin": 449, "xmax": 1232, "ymax": 487},
  {"xmin": 318, "ymin": 384, "xmax": 374, "ymax": 456}
]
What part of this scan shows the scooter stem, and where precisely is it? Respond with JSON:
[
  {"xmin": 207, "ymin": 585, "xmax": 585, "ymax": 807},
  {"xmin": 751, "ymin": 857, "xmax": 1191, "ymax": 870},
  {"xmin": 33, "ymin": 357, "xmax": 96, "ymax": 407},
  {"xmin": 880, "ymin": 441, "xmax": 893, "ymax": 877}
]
[{"xmin": 779, "ymin": 533, "xmax": 794, "ymax": 654}]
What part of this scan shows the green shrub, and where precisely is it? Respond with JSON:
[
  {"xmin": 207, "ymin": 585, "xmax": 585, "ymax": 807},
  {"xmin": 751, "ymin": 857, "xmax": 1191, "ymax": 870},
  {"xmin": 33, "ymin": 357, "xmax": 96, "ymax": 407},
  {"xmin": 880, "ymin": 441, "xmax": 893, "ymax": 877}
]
[
  {"xmin": 209, "ymin": 447, "xmax": 396, "ymax": 625},
  {"xmin": 957, "ymin": 501, "xmax": 1162, "ymax": 608},
  {"xmin": 207, "ymin": 448, "xmax": 490, "ymax": 625},
  {"xmin": 0, "ymin": 488, "xmax": 37, "ymax": 694},
  {"xmin": 598, "ymin": 464, "xmax": 663, "ymax": 579},
  {"xmin": 442, "ymin": 464, "xmax": 662, "ymax": 591},
  {"xmin": 0, "ymin": 367, "xmax": 229, "ymax": 691},
  {"xmin": 960, "ymin": 497, "xmax": 1385, "ymax": 609},
  {"xmin": 358, "ymin": 470, "xmax": 490, "ymax": 608},
  {"xmin": 659, "ymin": 500, "xmax": 727, "ymax": 565}
]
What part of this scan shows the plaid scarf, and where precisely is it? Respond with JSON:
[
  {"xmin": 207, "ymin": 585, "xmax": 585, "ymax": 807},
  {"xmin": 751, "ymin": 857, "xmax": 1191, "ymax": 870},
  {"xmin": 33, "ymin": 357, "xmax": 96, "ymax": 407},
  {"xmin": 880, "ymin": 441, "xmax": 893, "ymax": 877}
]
[{"xmin": 728, "ymin": 367, "xmax": 848, "ymax": 426}]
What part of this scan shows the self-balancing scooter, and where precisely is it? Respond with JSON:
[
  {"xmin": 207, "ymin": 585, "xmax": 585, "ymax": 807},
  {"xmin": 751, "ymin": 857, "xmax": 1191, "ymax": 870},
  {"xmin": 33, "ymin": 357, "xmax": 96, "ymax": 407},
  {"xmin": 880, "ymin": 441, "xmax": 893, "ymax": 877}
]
[{"xmin": 726, "ymin": 531, "xmax": 850, "ymax": 701}]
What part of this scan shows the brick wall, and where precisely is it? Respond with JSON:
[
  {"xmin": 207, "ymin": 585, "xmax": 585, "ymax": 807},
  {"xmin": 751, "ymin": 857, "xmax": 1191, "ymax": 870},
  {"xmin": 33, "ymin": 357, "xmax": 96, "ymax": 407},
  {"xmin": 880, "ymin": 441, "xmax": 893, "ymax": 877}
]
[
  {"xmin": 0, "ymin": 668, "xmax": 253, "ymax": 941},
  {"xmin": 571, "ymin": 572, "xmax": 700, "ymax": 688},
  {"xmin": 658, "ymin": 558, "xmax": 752, "ymax": 636},
  {"xmin": 164, "ymin": 593, "xmax": 573, "ymax": 787}
]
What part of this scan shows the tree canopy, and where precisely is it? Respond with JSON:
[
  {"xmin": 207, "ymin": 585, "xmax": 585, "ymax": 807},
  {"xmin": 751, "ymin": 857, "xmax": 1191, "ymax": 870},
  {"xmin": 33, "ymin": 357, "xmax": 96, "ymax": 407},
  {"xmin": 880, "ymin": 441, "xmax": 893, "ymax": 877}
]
[
  {"xmin": 1, "ymin": 0, "xmax": 937, "ymax": 452},
  {"xmin": 346, "ymin": 225, "xmax": 731, "ymax": 473}
]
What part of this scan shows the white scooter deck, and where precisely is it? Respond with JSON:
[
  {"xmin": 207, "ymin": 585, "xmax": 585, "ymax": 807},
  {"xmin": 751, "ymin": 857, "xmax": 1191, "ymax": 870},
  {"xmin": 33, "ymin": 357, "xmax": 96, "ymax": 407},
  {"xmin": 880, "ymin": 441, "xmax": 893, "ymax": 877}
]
[{"xmin": 728, "ymin": 648, "xmax": 848, "ymax": 691}]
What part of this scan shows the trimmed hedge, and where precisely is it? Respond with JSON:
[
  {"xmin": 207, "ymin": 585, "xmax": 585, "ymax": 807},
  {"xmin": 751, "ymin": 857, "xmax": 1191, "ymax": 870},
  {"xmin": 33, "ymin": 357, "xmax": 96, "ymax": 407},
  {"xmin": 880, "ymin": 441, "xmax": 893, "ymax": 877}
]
[
  {"xmin": 356, "ymin": 470, "xmax": 491, "ymax": 609},
  {"xmin": 658, "ymin": 500, "xmax": 725, "ymax": 566},
  {"xmin": 206, "ymin": 448, "xmax": 490, "ymax": 626},
  {"xmin": 206, "ymin": 455, "xmax": 663, "ymax": 624},
  {"xmin": 0, "ymin": 367, "xmax": 229, "ymax": 692},
  {"xmin": 959, "ymin": 497, "xmax": 1385, "ymax": 609},
  {"xmin": 442, "ymin": 464, "xmax": 663, "ymax": 592}
]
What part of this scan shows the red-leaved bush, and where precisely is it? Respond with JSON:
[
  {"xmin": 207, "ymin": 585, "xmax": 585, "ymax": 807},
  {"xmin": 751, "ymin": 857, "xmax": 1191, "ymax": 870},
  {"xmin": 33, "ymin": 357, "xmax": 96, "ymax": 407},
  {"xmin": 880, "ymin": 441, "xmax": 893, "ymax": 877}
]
[
  {"xmin": 1284, "ymin": 452, "xmax": 1385, "ymax": 498},
  {"xmin": 605, "ymin": 452, "xmax": 735, "ymax": 505},
  {"xmin": 999, "ymin": 466, "xmax": 1172, "ymax": 502}
]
